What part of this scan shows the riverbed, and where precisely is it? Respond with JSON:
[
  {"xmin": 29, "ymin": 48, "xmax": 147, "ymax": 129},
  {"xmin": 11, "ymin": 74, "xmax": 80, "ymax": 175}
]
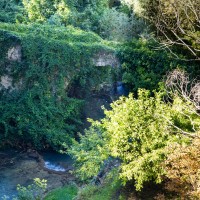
[
  {"xmin": 0, "ymin": 93, "xmax": 121, "ymax": 199},
  {"xmin": 0, "ymin": 149, "xmax": 74, "ymax": 199}
]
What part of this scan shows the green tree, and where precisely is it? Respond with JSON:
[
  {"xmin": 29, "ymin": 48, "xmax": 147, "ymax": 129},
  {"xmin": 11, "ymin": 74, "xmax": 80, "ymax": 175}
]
[
  {"xmin": 122, "ymin": 0, "xmax": 200, "ymax": 60},
  {"xmin": 70, "ymin": 89, "xmax": 200, "ymax": 190},
  {"xmin": 71, "ymin": 0, "xmax": 109, "ymax": 32},
  {"xmin": 99, "ymin": 8, "xmax": 145, "ymax": 41},
  {"xmin": 118, "ymin": 39, "xmax": 181, "ymax": 92},
  {"xmin": 0, "ymin": 0, "xmax": 23, "ymax": 23},
  {"xmin": 69, "ymin": 125, "xmax": 109, "ymax": 180},
  {"xmin": 22, "ymin": 0, "xmax": 71, "ymax": 24}
]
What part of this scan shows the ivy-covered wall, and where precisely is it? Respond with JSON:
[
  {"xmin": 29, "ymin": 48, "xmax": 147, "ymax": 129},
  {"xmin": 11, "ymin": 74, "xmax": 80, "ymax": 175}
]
[{"xmin": 0, "ymin": 23, "xmax": 117, "ymax": 150}]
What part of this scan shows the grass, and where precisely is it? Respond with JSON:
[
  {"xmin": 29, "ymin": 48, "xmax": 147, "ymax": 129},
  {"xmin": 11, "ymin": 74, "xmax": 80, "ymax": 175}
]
[
  {"xmin": 44, "ymin": 184, "xmax": 78, "ymax": 200},
  {"xmin": 76, "ymin": 179, "xmax": 125, "ymax": 200},
  {"xmin": 44, "ymin": 170, "xmax": 126, "ymax": 200}
]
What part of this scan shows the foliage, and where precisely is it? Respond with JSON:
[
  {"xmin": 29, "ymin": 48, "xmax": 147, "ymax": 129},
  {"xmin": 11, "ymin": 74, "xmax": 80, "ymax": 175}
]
[
  {"xmin": 102, "ymin": 90, "xmax": 170, "ymax": 190},
  {"xmin": 69, "ymin": 125, "xmax": 109, "ymax": 180},
  {"xmin": 118, "ymin": 40, "xmax": 180, "ymax": 92},
  {"xmin": 22, "ymin": 0, "xmax": 71, "ymax": 24},
  {"xmin": 16, "ymin": 178, "xmax": 47, "ymax": 200},
  {"xmin": 0, "ymin": 0, "xmax": 24, "ymax": 23},
  {"xmin": 71, "ymin": 0, "xmax": 109, "ymax": 32},
  {"xmin": 21, "ymin": 0, "xmax": 110, "ymax": 33},
  {"xmin": 104, "ymin": 91, "xmax": 199, "ymax": 190},
  {"xmin": 44, "ymin": 184, "xmax": 78, "ymax": 200},
  {"xmin": 0, "ymin": 23, "xmax": 115, "ymax": 149},
  {"xmin": 122, "ymin": 0, "xmax": 200, "ymax": 60},
  {"xmin": 99, "ymin": 8, "xmax": 145, "ymax": 41},
  {"xmin": 164, "ymin": 137, "xmax": 200, "ymax": 199},
  {"xmin": 155, "ymin": 0, "xmax": 200, "ymax": 60},
  {"xmin": 70, "ymin": 89, "xmax": 200, "ymax": 190},
  {"xmin": 75, "ymin": 169, "xmax": 122, "ymax": 200},
  {"xmin": 44, "ymin": 171, "xmax": 121, "ymax": 200},
  {"xmin": 0, "ymin": 0, "xmax": 136, "ymax": 41},
  {"xmin": 0, "ymin": 90, "xmax": 83, "ymax": 149}
]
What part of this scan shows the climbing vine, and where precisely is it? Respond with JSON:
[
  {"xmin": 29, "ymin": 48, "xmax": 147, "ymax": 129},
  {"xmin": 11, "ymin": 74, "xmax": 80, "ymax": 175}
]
[{"xmin": 0, "ymin": 23, "xmax": 116, "ymax": 150}]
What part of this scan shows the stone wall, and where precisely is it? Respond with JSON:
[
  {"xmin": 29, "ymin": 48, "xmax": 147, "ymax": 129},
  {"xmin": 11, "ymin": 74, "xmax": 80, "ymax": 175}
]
[
  {"xmin": 0, "ymin": 44, "xmax": 120, "ymax": 91},
  {"xmin": 92, "ymin": 51, "xmax": 120, "ymax": 67},
  {"xmin": 0, "ymin": 45, "xmax": 22, "ymax": 90}
]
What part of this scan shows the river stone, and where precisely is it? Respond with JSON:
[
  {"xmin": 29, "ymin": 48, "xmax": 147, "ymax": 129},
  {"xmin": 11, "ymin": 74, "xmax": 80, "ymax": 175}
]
[{"xmin": 0, "ymin": 150, "xmax": 75, "ymax": 199}]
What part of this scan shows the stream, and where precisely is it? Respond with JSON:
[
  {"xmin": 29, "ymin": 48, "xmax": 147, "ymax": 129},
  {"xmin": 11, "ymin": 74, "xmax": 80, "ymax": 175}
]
[
  {"xmin": 0, "ymin": 149, "xmax": 74, "ymax": 199},
  {"xmin": 0, "ymin": 88, "xmax": 128, "ymax": 200}
]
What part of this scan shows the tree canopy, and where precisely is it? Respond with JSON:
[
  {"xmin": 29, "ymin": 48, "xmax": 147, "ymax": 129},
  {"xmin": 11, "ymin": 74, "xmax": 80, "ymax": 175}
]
[{"xmin": 70, "ymin": 89, "xmax": 200, "ymax": 190}]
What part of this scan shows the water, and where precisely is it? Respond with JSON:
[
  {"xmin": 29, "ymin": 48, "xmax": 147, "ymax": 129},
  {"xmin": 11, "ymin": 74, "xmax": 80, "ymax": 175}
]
[
  {"xmin": 116, "ymin": 82, "xmax": 129, "ymax": 96},
  {"xmin": 44, "ymin": 161, "xmax": 66, "ymax": 172},
  {"xmin": 42, "ymin": 151, "xmax": 73, "ymax": 172},
  {"xmin": 0, "ymin": 150, "xmax": 74, "ymax": 199}
]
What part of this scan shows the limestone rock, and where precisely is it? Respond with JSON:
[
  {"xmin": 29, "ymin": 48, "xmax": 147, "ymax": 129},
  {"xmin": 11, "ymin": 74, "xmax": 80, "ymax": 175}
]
[
  {"xmin": 93, "ymin": 51, "xmax": 120, "ymax": 67},
  {"xmin": 7, "ymin": 45, "xmax": 22, "ymax": 62}
]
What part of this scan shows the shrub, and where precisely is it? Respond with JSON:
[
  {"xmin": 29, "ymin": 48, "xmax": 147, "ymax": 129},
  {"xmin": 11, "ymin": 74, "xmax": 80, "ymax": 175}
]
[
  {"xmin": 99, "ymin": 8, "xmax": 144, "ymax": 41},
  {"xmin": 164, "ymin": 137, "xmax": 200, "ymax": 199},
  {"xmin": 70, "ymin": 89, "xmax": 200, "ymax": 190},
  {"xmin": 16, "ymin": 178, "xmax": 47, "ymax": 200},
  {"xmin": 69, "ymin": 125, "xmax": 109, "ymax": 180},
  {"xmin": 118, "ymin": 40, "xmax": 185, "ymax": 92}
]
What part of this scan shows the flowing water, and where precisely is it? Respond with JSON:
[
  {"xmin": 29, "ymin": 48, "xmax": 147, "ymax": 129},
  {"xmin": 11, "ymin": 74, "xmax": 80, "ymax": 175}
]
[
  {"xmin": 0, "ymin": 90, "xmax": 128, "ymax": 200},
  {"xmin": 42, "ymin": 151, "xmax": 73, "ymax": 172},
  {"xmin": 0, "ymin": 150, "xmax": 74, "ymax": 199}
]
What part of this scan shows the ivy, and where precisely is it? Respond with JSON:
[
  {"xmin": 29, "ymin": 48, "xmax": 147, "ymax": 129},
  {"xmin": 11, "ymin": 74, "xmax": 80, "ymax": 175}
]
[{"xmin": 0, "ymin": 23, "xmax": 115, "ymax": 149}]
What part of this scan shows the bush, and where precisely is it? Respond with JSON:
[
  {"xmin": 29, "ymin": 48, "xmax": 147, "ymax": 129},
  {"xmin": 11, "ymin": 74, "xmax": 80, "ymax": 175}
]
[
  {"xmin": 75, "ymin": 169, "xmax": 122, "ymax": 200},
  {"xmin": 99, "ymin": 8, "xmax": 144, "ymax": 41},
  {"xmin": 118, "ymin": 40, "xmax": 185, "ymax": 92},
  {"xmin": 69, "ymin": 125, "xmax": 109, "ymax": 180},
  {"xmin": 0, "ymin": 0, "xmax": 23, "ymax": 23},
  {"xmin": 16, "ymin": 178, "xmax": 47, "ymax": 200},
  {"xmin": 70, "ymin": 89, "xmax": 200, "ymax": 190},
  {"xmin": 22, "ymin": 0, "xmax": 71, "ymax": 24},
  {"xmin": 164, "ymin": 137, "xmax": 200, "ymax": 199}
]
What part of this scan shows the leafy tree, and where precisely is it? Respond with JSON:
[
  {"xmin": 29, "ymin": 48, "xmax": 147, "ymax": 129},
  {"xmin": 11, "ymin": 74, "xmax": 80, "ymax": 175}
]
[
  {"xmin": 99, "ymin": 8, "xmax": 145, "ymax": 41},
  {"xmin": 102, "ymin": 90, "xmax": 170, "ymax": 190},
  {"xmin": 70, "ymin": 89, "xmax": 200, "ymax": 190},
  {"xmin": 69, "ymin": 125, "xmax": 109, "ymax": 180},
  {"xmin": 164, "ymin": 137, "xmax": 200, "ymax": 199},
  {"xmin": 122, "ymin": 0, "xmax": 200, "ymax": 60},
  {"xmin": 70, "ymin": 0, "xmax": 109, "ymax": 32},
  {"xmin": 0, "ymin": 0, "xmax": 23, "ymax": 23},
  {"xmin": 22, "ymin": 0, "xmax": 71, "ymax": 24},
  {"xmin": 118, "ymin": 40, "xmax": 182, "ymax": 92},
  {"xmin": 22, "ymin": 0, "xmax": 110, "ymax": 33}
]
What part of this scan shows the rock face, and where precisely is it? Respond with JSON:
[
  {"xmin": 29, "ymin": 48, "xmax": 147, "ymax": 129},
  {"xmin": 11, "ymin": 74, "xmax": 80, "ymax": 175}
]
[
  {"xmin": 93, "ymin": 51, "xmax": 120, "ymax": 67},
  {"xmin": 0, "ymin": 44, "xmax": 120, "ymax": 93},
  {"xmin": 0, "ymin": 150, "xmax": 75, "ymax": 198},
  {"xmin": 0, "ymin": 75, "xmax": 13, "ymax": 89},
  {"xmin": 0, "ymin": 45, "xmax": 22, "ymax": 90},
  {"xmin": 7, "ymin": 45, "xmax": 22, "ymax": 62}
]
